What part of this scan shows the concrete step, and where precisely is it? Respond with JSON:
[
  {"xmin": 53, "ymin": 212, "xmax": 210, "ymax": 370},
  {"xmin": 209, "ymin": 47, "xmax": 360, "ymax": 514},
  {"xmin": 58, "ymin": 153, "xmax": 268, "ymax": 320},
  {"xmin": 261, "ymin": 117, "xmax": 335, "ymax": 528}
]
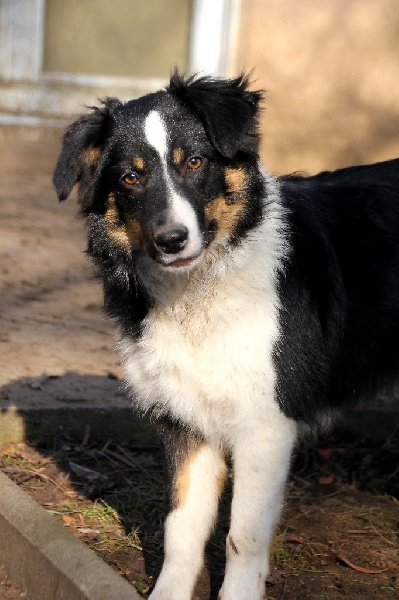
[{"xmin": 0, "ymin": 470, "xmax": 140, "ymax": 600}]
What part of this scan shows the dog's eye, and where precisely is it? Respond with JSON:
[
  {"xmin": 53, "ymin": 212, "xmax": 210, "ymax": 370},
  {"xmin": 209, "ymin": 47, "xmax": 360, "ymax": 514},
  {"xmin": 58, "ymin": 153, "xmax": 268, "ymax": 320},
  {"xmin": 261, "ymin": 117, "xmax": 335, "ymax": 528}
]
[
  {"xmin": 186, "ymin": 156, "xmax": 203, "ymax": 171},
  {"xmin": 122, "ymin": 172, "xmax": 139, "ymax": 186}
]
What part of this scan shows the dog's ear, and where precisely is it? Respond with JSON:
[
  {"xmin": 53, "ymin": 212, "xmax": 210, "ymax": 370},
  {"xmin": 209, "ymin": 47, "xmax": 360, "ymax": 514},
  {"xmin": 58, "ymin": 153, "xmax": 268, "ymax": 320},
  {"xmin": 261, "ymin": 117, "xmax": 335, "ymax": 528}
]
[
  {"xmin": 53, "ymin": 98, "xmax": 120, "ymax": 205},
  {"xmin": 168, "ymin": 70, "xmax": 263, "ymax": 159}
]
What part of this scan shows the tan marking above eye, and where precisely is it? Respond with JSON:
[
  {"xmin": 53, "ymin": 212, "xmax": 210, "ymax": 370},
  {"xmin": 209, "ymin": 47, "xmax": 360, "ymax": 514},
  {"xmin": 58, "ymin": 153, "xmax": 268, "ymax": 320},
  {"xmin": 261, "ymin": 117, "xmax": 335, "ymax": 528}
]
[
  {"xmin": 172, "ymin": 147, "xmax": 185, "ymax": 165},
  {"xmin": 132, "ymin": 155, "xmax": 144, "ymax": 171},
  {"xmin": 187, "ymin": 156, "xmax": 203, "ymax": 170}
]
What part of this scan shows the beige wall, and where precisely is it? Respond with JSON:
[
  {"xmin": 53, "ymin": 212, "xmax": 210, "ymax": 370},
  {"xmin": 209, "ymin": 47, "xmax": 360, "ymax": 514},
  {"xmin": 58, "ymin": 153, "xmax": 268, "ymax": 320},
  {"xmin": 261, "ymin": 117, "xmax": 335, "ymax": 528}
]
[
  {"xmin": 235, "ymin": 0, "xmax": 399, "ymax": 174},
  {"xmin": 44, "ymin": 0, "xmax": 192, "ymax": 78}
]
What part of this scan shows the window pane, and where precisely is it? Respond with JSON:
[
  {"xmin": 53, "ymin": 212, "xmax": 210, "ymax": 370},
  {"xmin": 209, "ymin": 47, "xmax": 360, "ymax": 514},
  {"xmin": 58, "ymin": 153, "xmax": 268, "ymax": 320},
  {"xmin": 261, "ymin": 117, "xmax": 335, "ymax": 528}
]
[{"xmin": 44, "ymin": 0, "xmax": 192, "ymax": 78}]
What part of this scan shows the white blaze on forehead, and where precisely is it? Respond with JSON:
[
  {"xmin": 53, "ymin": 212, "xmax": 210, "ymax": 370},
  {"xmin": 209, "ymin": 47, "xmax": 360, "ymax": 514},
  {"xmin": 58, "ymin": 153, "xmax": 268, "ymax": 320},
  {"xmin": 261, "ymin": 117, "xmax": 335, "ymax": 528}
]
[
  {"xmin": 144, "ymin": 110, "xmax": 203, "ymax": 260},
  {"xmin": 144, "ymin": 110, "xmax": 168, "ymax": 158}
]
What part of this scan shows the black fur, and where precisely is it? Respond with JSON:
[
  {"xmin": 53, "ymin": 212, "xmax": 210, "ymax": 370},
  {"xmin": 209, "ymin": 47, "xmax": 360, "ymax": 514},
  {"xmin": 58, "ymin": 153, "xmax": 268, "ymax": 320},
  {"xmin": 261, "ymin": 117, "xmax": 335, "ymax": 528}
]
[
  {"xmin": 53, "ymin": 98, "xmax": 121, "ymax": 207},
  {"xmin": 276, "ymin": 159, "xmax": 399, "ymax": 422},
  {"xmin": 168, "ymin": 70, "xmax": 263, "ymax": 158}
]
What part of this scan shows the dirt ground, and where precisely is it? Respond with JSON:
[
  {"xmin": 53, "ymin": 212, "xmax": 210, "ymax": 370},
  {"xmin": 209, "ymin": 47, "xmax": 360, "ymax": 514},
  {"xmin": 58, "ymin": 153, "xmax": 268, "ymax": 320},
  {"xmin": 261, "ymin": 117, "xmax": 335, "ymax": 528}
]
[{"xmin": 0, "ymin": 133, "xmax": 398, "ymax": 599}]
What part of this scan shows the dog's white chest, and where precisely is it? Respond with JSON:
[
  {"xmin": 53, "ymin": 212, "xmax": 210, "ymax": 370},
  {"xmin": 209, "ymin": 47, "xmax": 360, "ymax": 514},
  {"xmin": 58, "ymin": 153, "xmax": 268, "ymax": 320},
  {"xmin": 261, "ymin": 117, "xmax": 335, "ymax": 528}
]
[{"xmin": 120, "ymin": 242, "xmax": 282, "ymax": 442}]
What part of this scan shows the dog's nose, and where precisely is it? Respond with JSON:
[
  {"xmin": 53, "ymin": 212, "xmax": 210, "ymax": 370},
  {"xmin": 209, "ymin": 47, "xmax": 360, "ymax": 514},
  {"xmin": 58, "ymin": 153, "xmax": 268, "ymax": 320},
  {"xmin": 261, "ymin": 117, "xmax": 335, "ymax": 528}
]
[{"xmin": 153, "ymin": 224, "xmax": 189, "ymax": 254}]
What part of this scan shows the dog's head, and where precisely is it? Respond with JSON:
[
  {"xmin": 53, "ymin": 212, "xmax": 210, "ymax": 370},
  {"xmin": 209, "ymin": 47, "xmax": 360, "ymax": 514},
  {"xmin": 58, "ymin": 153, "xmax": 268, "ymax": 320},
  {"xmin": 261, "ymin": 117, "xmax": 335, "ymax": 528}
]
[{"xmin": 53, "ymin": 71, "xmax": 264, "ymax": 271}]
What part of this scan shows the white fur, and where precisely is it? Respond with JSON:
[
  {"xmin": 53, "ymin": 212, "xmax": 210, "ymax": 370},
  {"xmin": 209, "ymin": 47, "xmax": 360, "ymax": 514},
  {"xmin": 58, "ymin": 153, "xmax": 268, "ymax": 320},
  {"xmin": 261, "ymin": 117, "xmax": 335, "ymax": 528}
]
[
  {"xmin": 219, "ymin": 421, "xmax": 296, "ymax": 600},
  {"xmin": 144, "ymin": 110, "xmax": 168, "ymax": 157},
  {"xmin": 144, "ymin": 110, "xmax": 203, "ymax": 261},
  {"xmin": 120, "ymin": 172, "xmax": 297, "ymax": 598},
  {"xmin": 149, "ymin": 445, "xmax": 227, "ymax": 600}
]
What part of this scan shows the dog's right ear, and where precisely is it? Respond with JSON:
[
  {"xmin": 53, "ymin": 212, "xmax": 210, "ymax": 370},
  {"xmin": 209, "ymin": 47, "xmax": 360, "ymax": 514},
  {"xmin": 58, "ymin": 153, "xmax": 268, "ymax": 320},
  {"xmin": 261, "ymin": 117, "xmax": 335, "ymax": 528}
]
[
  {"xmin": 53, "ymin": 98, "xmax": 120, "ymax": 203},
  {"xmin": 168, "ymin": 70, "xmax": 263, "ymax": 159}
]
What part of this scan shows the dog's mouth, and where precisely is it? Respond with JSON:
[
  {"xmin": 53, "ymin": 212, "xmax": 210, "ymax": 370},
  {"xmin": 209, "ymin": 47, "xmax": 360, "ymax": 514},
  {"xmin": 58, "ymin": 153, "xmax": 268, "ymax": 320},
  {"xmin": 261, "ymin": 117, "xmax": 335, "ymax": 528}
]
[{"xmin": 162, "ymin": 251, "xmax": 204, "ymax": 269}]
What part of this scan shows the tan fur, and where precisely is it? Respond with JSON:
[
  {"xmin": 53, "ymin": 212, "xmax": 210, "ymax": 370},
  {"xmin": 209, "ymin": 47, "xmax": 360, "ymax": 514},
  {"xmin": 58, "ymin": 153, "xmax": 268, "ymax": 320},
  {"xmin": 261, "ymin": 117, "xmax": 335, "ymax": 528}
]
[
  {"xmin": 132, "ymin": 155, "xmax": 145, "ymax": 171},
  {"xmin": 172, "ymin": 147, "xmax": 185, "ymax": 166},
  {"xmin": 82, "ymin": 145, "xmax": 102, "ymax": 167},
  {"xmin": 174, "ymin": 446, "xmax": 227, "ymax": 508},
  {"xmin": 103, "ymin": 194, "xmax": 142, "ymax": 254},
  {"xmin": 174, "ymin": 449, "xmax": 198, "ymax": 507},
  {"xmin": 216, "ymin": 461, "xmax": 228, "ymax": 496},
  {"xmin": 224, "ymin": 166, "xmax": 247, "ymax": 196},
  {"xmin": 202, "ymin": 167, "xmax": 250, "ymax": 238},
  {"xmin": 205, "ymin": 195, "xmax": 245, "ymax": 238}
]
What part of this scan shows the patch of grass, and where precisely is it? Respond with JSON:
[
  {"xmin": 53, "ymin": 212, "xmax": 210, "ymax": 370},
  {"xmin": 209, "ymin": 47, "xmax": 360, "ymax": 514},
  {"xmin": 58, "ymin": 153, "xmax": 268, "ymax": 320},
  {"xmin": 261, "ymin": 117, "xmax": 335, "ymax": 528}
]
[
  {"xmin": 49, "ymin": 498, "xmax": 144, "ymax": 557},
  {"xmin": 134, "ymin": 577, "xmax": 152, "ymax": 595},
  {"xmin": 272, "ymin": 531, "xmax": 318, "ymax": 572},
  {"xmin": 93, "ymin": 527, "xmax": 143, "ymax": 558},
  {"xmin": 1, "ymin": 454, "xmax": 33, "ymax": 469},
  {"xmin": 49, "ymin": 499, "xmax": 119, "ymax": 523}
]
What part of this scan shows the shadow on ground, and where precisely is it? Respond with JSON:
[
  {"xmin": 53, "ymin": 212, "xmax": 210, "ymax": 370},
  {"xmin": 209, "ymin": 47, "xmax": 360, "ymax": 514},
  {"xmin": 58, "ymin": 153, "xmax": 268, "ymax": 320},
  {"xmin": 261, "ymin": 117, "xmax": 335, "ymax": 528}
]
[{"xmin": 1, "ymin": 372, "xmax": 399, "ymax": 599}]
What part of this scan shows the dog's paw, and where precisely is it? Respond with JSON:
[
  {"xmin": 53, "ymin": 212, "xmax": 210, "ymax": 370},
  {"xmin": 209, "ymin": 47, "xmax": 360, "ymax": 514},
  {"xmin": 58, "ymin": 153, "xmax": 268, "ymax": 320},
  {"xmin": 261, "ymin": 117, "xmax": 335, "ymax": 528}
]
[
  {"xmin": 218, "ymin": 565, "xmax": 267, "ymax": 600},
  {"xmin": 148, "ymin": 576, "xmax": 192, "ymax": 600}
]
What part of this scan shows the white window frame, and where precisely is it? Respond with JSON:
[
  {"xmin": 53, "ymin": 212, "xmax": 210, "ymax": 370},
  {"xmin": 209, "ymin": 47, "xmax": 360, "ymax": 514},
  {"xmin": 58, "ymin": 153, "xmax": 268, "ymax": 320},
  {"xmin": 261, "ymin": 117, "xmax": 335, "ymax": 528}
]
[
  {"xmin": 0, "ymin": 0, "xmax": 241, "ymax": 122},
  {"xmin": 0, "ymin": 0, "xmax": 44, "ymax": 81},
  {"xmin": 190, "ymin": 0, "xmax": 241, "ymax": 76}
]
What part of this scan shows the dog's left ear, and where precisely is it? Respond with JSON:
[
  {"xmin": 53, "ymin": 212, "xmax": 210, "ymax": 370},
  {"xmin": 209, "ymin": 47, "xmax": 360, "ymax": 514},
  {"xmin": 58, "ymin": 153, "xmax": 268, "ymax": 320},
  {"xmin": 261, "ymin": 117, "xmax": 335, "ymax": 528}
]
[
  {"xmin": 53, "ymin": 98, "xmax": 121, "ymax": 207},
  {"xmin": 168, "ymin": 71, "xmax": 263, "ymax": 159}
]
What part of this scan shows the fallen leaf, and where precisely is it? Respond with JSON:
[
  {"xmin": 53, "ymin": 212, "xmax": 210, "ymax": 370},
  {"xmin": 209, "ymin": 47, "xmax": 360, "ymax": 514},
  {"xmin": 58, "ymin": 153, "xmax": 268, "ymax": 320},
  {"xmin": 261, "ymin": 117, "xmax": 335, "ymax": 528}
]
[
  {"xmin": 77, "ymin": 527, "xmax": 100, "ymax": 535},
  {"xmin": 337, "ymin": 554, "xmax": 390, "ymax": 574}
]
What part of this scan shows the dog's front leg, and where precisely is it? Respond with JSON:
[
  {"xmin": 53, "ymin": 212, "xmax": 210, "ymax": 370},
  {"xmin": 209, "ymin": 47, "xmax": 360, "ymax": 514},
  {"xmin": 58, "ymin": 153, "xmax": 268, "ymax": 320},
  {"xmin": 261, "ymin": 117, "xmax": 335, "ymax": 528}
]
[
  {"xmin": 219, "ymin": 415, "xmax": 297, "ymax": 600},
  {"xmin": 150, "ymin": 423, "xmax": 227, "ymax": 600}
]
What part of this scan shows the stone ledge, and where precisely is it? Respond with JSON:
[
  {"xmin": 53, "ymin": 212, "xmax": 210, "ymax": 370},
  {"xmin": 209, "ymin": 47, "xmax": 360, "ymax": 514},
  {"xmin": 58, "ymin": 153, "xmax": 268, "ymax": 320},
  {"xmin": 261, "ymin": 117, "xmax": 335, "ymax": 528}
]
[{"xmin": 0, "ymin": 470, "xmax": 140, "ymax": 600}]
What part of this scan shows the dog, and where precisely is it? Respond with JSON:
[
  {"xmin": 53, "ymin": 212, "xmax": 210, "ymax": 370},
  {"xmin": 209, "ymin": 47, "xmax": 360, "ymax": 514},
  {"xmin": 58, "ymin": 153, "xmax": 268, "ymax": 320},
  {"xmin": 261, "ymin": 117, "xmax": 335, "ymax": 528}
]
[{"xmin": 53, "ymin": 71, "xmax": 399, "ymax": 600}]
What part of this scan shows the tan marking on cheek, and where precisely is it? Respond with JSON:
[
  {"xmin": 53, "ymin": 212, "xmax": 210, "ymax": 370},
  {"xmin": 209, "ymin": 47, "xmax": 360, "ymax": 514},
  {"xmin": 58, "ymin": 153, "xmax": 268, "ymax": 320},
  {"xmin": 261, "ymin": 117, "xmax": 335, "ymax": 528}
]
[
  {"xmin": 205, "ymin": 166, "xmax": 249, "ymax": 239},
  {"xmin": 104, "ymin": 194, "xmax": 119, "ymax": 225},
  {"xmin": 132, "ymin": 155, "xmax": 144, "ymax": 171},
  {"xmin": 172, "ymin": 147, "xmax": 185, "ymax": 166},
  {"xmin": 103, "ymin": 194, "xmax": 142, "ymax": 255},
  {"xmin": 205, "ymin": 195, "xmax": 245, "ymax": 238},
  {"xmin": 125, "ymin": 218, "xmax": 142, "ymax": 248},
  {"xmin": 224, "ymin": 166, "xmax": 248, "ymax": 196}
]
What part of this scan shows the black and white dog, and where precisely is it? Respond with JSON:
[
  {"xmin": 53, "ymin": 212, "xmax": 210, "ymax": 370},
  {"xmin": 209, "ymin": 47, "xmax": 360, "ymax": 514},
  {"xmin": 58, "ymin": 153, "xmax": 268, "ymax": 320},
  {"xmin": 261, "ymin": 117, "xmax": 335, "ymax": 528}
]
[{"xmin": 53, "ymin": 71, "xmax": 399, "ymax": 600}]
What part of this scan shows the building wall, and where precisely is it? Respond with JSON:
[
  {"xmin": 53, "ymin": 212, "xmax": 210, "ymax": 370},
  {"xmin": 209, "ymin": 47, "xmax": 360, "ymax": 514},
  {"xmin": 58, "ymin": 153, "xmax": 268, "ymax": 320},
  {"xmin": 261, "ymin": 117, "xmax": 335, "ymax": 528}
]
[
  {"xmin": 44, "ymin": 0, "xmax": 191, "ymax": 78},
  {"xmin": 235, "ymin": 0, "xmax": 399, "ymax": 173}
]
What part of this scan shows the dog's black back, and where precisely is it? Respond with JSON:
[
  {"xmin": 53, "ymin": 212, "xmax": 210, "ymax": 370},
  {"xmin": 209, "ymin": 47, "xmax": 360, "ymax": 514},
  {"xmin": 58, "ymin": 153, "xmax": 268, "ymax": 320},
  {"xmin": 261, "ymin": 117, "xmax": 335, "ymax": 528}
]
[{"xmin": 276, "ymin": 159, "xmax": 399, "ymax": 422}]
